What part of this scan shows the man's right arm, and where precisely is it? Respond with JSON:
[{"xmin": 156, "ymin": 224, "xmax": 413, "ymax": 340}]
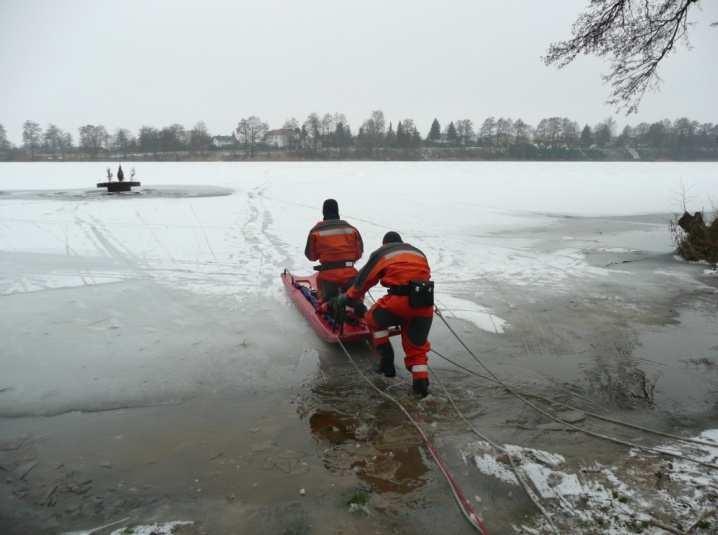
[{"xmin": 346, "ymin": 253, "xmax": 382, "ymax": 300}]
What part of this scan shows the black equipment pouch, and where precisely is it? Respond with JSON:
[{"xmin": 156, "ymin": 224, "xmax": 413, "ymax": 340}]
[{"xmin": 408, "ymin": 280, "xmax": 434, "ymax": 308}]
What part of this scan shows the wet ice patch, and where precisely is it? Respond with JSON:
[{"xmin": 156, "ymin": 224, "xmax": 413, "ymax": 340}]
[
  {"xmin": 109, "ymin": 521, "xmax": 194, "ymax": 535},
  {"xmin": 435, "ymin": 294, "xmax": 508, "ymax": 334},
  {"xmin": 596, "ymin": 247, "xmax": 640, "ymax": 253},
  {"xmin": 0, "ymin": 185, "xmax": 233, "ymax": 201}
]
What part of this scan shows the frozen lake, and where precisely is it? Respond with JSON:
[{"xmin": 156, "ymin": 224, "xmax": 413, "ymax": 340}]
[
  {"xmin": 1, "ymin": 161, "xmax": 717, "ymax": 534},
  {"xmin": 1, "ymin": 161, "xmax": 716, "ymax": 299}
]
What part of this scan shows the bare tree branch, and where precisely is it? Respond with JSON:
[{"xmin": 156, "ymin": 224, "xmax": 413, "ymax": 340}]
[{"xmin": 545, "ymin": 0, "xmax": 708, "ymax": 114}]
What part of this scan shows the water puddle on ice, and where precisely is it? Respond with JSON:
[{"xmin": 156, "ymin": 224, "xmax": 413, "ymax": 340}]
[
  {"xmin": 308, "ymin": 409, "xmax": 429, "ymax": 494},
  {"xmin": 435, "ymin": 294, "xmax": 508, "ymax": 334}
]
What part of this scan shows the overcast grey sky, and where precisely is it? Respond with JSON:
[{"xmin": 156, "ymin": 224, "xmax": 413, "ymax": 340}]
[{"xmin": 2, "ymin": 0, "xmax": 716, "ymax": 143}]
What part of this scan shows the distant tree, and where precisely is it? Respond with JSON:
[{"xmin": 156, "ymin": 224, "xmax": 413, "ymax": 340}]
[
  {"xmin": 43, "ymin": 124, "xmax": 62, "ymax": 155},
  {"xmin": 395, "ymin": 121, "xmax": 406, "ymax": 148},
  {"xmin": 111, "ymin": 128, "xmax": 133, "ymax": 158},
  {"xmin": 189, "ymin": 122, "xmax": 211, "ymax": 152},
  {"xmin": 580, "ymin": 124, "xmax": 594, "ymax": 147},
  {"xmin": 385, "ymin": 121, "xmax": 396, "ymax": 147},
  {"xmin": 561, "ymin": 118, "xmax": 580, "ymax": 146},
  {"xmin": 646, "ymin": 121, "xmax": 668, "ymax": 147},
  {"xmin": 22, "ymin": 120, "xmax": 42, "ymax": 159},
  {"xmin": 446, "ymin": 122, "xmax": 458, "ymax": 145},
  {"xmin": 282, "ymin": 118, "xmax": 301, "ymax": 150},
  {"xmin": 455, "ymin": 119, "xmax": 474, "ymax": 145},
  {"xmin": 283, "ymin": 118, "xmax": 300, "ymax": 130},
  {"xmin": 632, "ymin": 122, "xmax": 651, "ymax": 145},
  {"xmin": 594, "ymin": 117, "xmax": 616, "ymax": 146},
  {"xmin": 159, "ymin": 124, "xmax": 187, "ymax": 152},
  {"xmin": 358, "ymin": 110, "xmax": 386, "ymax": 152},
  {"xmin": 320, "ymin": 113, "xmax": 349, "ymax": 148},
  {"xmin": 479, "ymin": 117, "xmax": 496, "ymax": 145},
  {"xmin": 514, "ymin": 119, "xmax": 530, "ymax": 143},
  {"xmin": 398, "ymin": 119, "xmax": 421, "ymax": 148},
  {"xmin": 138, "ymin": 126, "xmax": 160, "ymax": 153},
  {"xmin": 535, "ymin": 117, "xmax": 563, "ymax": 145},
  {"xmin": 302, "ymin": 113, "xmax": 322, "ymax": 153},
  {"xmin": 79, "ymin": 124, "xmax": 109, "ymax": 157},
  {"xmin": 320, "ymin": 113, "xmax": 336, "ymax": 141},
  {"xmin": 496, "ymin": 118, "xmax": 514, "ymax": 146},
  {"xmin": 235, "ymin": 116, "xmax": 268, "ymax": 157},
  {"xmin": 545, "ymin": 0, "xmax": 709, "ymax": 113},
  {"xmin": 334, "ymin": 122, "xmax": 352, "ymax": 152},
  {"xmin": 427, "ymin": 118, "xmax": 441, "ymax": 142},
  {"xmin": 696, "ymin": 122, "xmax": 716, "ymax": 148},
  {"xmin": 673, "ymin": 117, "xmax": 697, "ymax": 148},
  {"xmin": 43, "ymin": 124, "xmax": 72, "ymax": 158},
  {"xmin": 370, "ymin": 110, "xmax": 385, "ymax": 136},
  {"xmin": 617, "ymin": 125, "xmax": 634, "ymax": 146},
  {"xmin": 0, "ymin": 123, "xmax": 11, "ymax": 152},
  {"xmin": 59, "ymin": 132, "xmax": 73, "ymax": 157}
]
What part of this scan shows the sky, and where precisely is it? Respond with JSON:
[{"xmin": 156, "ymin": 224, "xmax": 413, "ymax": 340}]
[{"xmin": 1, "ymin": 0, "xmax": 717, "ymax": 143}]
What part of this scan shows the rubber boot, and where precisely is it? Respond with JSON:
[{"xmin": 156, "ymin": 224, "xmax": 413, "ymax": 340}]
[
  {"xmin": 374, "ymin": 343, "xmax": 396, "ymax": 378},
  {"xmin": 412, "ymin": 378, "xmax": 429, "ymax": 398}
]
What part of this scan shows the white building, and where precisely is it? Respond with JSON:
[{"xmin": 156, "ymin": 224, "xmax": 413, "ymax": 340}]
[
  {"xmin": 264, "ymin": 128, "xmax": 296, "ymax": 149},
  {"xmin": 211, "ymin": 135, "xmax": 238, "ymax": 149}
]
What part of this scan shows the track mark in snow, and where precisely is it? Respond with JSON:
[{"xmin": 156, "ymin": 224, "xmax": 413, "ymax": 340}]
[{"xmin": 189, "ymin": 203, "xmax": 218, "ymax": 263}]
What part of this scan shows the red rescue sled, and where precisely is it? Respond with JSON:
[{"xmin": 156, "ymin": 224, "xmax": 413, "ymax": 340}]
[
  {"xmin": 281, "ymin": 269, "xmax": 372, "ymax": 343},
  {"xmin": 281, "ymin": 269, "xmax": 401, "ymax": 344}
]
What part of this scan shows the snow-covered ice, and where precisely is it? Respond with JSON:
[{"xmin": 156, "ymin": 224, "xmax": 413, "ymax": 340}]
[{"xmin": 1, "ymin": 161, "xmax": 715, "ymax": 301}]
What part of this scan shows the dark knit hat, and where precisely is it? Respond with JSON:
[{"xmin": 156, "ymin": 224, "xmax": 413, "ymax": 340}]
[
  {"xmin": 322, "ymin": 198, "xmax": 339, "ymax": 220},
  {"xmin": 382, "ymin": 231, "xmax": 402, "ymax": 244}
]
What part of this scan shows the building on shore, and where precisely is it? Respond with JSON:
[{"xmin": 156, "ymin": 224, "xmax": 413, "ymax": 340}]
[
  {"xmin": 211, "ymin": 135, "xmax": 239, "ymax": 149},
  {"xmin": 264, "ymin": 128, "xmax": 297, "ymax": 149}
]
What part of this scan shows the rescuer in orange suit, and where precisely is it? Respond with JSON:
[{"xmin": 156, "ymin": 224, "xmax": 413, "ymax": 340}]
[
  {"xmin": 334, "ymin": 231, "xmax": 434, "ymax": 397},
  {"xmin": 305, "ymin": 199, "xmax": 364, "ymax": 301}
]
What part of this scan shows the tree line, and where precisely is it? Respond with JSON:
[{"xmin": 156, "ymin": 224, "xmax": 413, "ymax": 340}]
[{"xmin": 1, "ymin": 112, "xmax": 716, "ymax": 161}]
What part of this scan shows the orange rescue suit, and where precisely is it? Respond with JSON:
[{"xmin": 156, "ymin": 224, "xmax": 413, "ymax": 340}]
[
  {"xmin": 305, "ymin": 219, "xmax": 363, "ymax": 294},
  {"xmin": 346, "ymin": 242, "xmax": 433, "ymax": 380}
]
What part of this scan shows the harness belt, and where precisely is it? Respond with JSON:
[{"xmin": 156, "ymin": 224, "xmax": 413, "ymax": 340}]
[
  {"xmin": 387, "ymin": 285, "xmax": 412, "ymax": 296},
  {"xmin": 313, "ymin": 260, "xmax": 355, "ymax": 272}
]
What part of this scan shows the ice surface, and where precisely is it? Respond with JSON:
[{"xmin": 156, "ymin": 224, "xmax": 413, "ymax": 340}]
[
  {"xmin": 1, "ymin": 162, "xmax": 716, "ymax": 416},
  {"xmin": 2, "ymin": 161, "xmax": 715, "ymax": 300}
]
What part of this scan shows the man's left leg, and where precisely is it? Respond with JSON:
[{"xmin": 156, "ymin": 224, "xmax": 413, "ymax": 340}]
[{"xmin": 402, "ymin": 311, "xmax": 433, "ymax": 397}]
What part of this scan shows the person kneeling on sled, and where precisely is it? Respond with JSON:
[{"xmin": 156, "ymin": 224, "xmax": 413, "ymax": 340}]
[
  {"xmin": 305, "ymin": 199, "xmax": 364, "ymax": 302},
  {"xmin": 333, "ymin": 231, "xmax": 434, "ymax": 398}
]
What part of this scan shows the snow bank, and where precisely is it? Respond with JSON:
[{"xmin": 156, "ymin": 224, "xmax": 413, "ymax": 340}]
[{"xmin": 461, "ymin": 429, "xmax": 718, "ymax": 533}]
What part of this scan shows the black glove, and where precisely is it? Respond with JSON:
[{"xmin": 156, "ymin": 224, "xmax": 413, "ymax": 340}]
[
  {"xmin": 351, "ymin": 300, "xmax": 367, "ymax": 318},
  {"xmin": 330, "ymin": 293, "xmax": 349, "ymax": 325}
]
